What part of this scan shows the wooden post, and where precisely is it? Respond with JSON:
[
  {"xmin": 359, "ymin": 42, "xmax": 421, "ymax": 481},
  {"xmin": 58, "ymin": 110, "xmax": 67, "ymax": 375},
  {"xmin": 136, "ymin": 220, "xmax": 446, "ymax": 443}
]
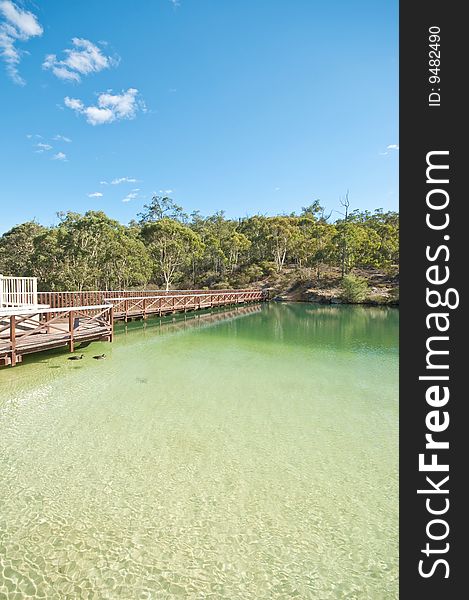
[
  {"xmin": 143, "ymin": 297, "xmax": 147, "ymax": 319},
  {"xmin": 125, "ymin": 299, "xmax": 128, "ymax": 323},
  {"xmin": 109, "ymin": 305, "xmax": 114, "ymax": 342},
  {"xmin": 69, "ymin": 310, "xmax": 75, "ymax": 353},
  {"xmin": 10, "ymin": 315, "xmax": 16, "ymax": 367},
  {"xmin": 32, "ymin": 277, "xmax": 38, "ymax": 305}
]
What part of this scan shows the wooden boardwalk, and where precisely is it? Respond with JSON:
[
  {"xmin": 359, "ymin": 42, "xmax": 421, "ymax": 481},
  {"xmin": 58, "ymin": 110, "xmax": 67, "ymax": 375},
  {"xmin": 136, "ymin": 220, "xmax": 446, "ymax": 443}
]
[
  {"xmin": 0, "ymin": 305, "xmax": 113, "ymax": 367},
  {"xmin": 105, "ymin": 290, "xmax": 265, "ymax": 321},
  {"xmin": 0, "ymin": 289, "xmax": 266, "ymax": 367},
  {"xmin": 36, "ymin": 288, "xmax": 260, "ymax": 309}
]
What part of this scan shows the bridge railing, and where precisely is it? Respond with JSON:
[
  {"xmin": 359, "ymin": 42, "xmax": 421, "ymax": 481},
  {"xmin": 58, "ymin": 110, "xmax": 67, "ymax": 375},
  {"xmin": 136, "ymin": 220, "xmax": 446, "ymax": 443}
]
[
  {"xmin": 37, "ymin": 288, "xmax": 266, "ymax": 308},
  {"xmin": 104, "ymin": 290, "xmax": 265, "ymax": 320},
  {"xmin": 0, "ymin": 275, "xmax": 38, "ymax": 307}
]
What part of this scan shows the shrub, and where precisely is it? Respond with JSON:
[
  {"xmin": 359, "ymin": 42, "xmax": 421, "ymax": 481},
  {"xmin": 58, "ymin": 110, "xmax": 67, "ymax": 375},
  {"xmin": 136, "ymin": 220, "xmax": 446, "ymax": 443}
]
[
  {"xmin": 244, "ymin": 265, "xmax": 264, "ymax": 281},
  {"xmin": 390, "ymin": 286, "xmax": 399, "ymax": 304},
  {"xmin": 258, "ymin": 261, "xmax": 277, "ymax": 276},
  {"xmin": 212, "ymin": 281, "xmax": 232, "ymax": 290},
  {"xmin": 340, "ymin": 274, "xmax": 368, "ymax": 303},
  {"xmin": 294, "ymin": 266, "xmax": 313, "ymax": 283}
]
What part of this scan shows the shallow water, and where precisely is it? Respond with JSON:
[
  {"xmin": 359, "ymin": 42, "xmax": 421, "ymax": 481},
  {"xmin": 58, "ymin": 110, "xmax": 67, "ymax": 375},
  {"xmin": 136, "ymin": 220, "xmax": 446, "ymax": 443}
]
[{"xmin": 0, "ymin": 303, "xmax": 398, "ymax": 599}]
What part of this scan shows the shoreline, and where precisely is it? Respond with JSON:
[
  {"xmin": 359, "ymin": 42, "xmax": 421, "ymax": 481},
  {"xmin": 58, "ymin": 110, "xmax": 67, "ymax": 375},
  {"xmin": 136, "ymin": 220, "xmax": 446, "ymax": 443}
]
[{"xmin": 257, "ymin": 266, "xmax": 399, "ymax": 307}]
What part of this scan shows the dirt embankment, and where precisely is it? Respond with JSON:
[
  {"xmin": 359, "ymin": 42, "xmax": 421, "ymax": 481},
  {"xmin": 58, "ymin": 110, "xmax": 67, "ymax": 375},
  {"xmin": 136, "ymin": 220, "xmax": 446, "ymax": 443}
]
[{"xmin": 255, "ymin": 267, "xmax": 399, "ymax": 305}]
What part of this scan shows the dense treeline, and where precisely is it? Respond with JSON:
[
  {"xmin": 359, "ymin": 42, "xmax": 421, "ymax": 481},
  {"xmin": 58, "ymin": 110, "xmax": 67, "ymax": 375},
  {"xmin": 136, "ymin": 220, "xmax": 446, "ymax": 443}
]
[{"xmin": 0, "ymin": 197, "xmax": 399, "ymax": 291}]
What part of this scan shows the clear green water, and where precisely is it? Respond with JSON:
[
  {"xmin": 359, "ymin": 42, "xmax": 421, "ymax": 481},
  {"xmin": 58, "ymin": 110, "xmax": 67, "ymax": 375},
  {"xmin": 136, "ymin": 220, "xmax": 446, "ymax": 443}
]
[{"xmin": 0, "ymin": 303, "xmax": 398, "ymax": 599}]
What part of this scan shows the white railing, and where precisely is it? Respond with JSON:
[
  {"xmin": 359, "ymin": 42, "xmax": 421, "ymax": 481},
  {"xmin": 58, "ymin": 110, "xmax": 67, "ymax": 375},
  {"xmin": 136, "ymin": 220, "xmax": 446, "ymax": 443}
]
[{"xmin": 0, "ymin": 275, "xmax": 38, "ymax": 308}]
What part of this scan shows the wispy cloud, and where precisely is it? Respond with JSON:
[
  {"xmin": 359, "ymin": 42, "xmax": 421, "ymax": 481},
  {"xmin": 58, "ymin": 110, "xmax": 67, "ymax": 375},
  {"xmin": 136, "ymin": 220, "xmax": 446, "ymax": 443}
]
[
  {"xmin": 43, "ymin": 38, "xmax": 119, "ymax": 82},
  {"xmin": 0, "ymin": 0, "xmax": 43, "ymax": 84},
  {"xmin": 122, "ymin": 188, "xmax": 140, "ymax": 202},
  {"xmin": 379, "ymin": 144, "xmax": 399, "ymax": 156},
  {"xmin": 111, "ymin": 176, "xmax": 138, "ymax": 185},
  {"xmin": 64, "ymin": 88, "xmax": 145, "ymax": 125},
  {"xmin": 88, "ymin": 192, "xmax": 103, "ymax": 198},
  {"xmin": 52, "ymin": 152, "xmax": 67, "ymax": 161},
  {"xmin": 158, "ymin": 189, "xmax": 173, "ymax": 195},
  {"xmin": 35, "ymin": 142, "xmax": 52, "ymax": 153},
  {"xmin": 53, "ymin": 134, "xmax": 72, "ymax": 143}
]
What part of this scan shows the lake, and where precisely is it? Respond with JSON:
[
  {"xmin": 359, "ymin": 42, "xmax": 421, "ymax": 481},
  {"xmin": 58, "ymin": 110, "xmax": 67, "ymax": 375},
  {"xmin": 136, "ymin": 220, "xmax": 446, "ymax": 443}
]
[{"xmin": 0, "ymin": 302, "xmax": 398, "ymax": 599}]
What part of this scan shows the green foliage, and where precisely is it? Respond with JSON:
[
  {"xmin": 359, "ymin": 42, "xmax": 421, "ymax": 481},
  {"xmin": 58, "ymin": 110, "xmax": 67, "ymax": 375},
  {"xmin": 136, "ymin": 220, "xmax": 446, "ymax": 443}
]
[
  {"xmin": 141, "ymin": 218, "xmax": 203, "ymax": 290},
  {"xmin": 340, "ymin": 274, "xmax": 369, "ymax": 303},
  {"xmin": 138, "ymin": 196, "xmax": 187, "ymax": 223},
  {"xmin": 0, "ymin": 221, "xmax": 45, "ymax": 276},
  {"xmin": 0, "ymin": 200, "xmax": 399, "ymax": 291},
  {"xmin": 30, "ymin": 211, "xmax": 152, "ymax": 290}
]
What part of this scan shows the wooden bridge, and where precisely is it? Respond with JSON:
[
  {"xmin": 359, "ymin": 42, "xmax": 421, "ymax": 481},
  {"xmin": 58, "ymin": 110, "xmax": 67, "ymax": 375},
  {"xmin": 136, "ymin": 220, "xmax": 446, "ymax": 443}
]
[
  {"xmin": 0, "ymin": 283, "xmax": 266, "ymax": 366},
  {"xmin": 104, "ymin": 290, "xmax": 264, "ymax": 321}
]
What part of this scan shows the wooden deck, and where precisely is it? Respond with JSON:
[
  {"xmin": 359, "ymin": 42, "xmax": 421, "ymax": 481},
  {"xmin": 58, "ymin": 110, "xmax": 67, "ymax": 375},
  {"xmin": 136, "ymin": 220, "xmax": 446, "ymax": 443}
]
[
  {"xmin": 0, "ymin": 305, "xmax": 113, "ymax": 367},
  {"xmin": 0, "ymin": 289, "xmax": 266, "ymax": 367}
]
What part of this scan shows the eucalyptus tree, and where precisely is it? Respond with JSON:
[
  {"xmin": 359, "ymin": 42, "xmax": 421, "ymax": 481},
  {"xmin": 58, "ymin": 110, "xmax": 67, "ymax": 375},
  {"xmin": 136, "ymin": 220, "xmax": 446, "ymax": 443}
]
[
  {"xmin": 264, "ymin": 216, "xmax": 298, "ymax": 273},
  {"xmin": 141, "ymin": 218, "xmax": 204, "ymax": 290},
  {"xmin": 0, "ymin": 221, "xmax": 45, "ymax": 276},
  {"xmin": 32, "ymin": 211, "xmax": 152, "ymax": 291},
  {"xmin": 138, "ymin": 196, "xmax": 188, "ymax": 223}
]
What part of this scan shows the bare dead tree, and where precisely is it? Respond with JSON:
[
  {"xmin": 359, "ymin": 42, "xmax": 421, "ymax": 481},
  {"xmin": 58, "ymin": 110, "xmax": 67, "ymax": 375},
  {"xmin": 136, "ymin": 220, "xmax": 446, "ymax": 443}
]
[{"xmin": 339, "ymin": 190, "xmax": 350, "ymax": 277}]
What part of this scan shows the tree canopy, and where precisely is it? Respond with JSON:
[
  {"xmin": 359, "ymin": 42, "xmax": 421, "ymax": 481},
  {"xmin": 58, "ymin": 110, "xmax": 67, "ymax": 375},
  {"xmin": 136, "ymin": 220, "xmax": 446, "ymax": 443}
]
[{"xmin": 0, "ymin": 197, "xmax": 399, "ymax": 291}]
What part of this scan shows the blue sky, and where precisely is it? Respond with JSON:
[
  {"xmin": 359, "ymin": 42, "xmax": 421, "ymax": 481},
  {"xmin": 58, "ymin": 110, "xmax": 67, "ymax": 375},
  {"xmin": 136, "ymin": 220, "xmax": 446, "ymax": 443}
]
[{"xmin": 0, "ymin": 0, "xmax": 398, "ymax": 233}]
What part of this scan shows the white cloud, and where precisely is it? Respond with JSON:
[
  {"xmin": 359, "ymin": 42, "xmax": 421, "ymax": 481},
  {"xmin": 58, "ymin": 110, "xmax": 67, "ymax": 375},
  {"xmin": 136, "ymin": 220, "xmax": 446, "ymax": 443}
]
[
  {"xmin": 54, "ymin": 134, "xmax": 72, "ymax": 143},
  {"xmin": 111, "ymin": 176, "xmax": 138, "ymax": 185},
  {"xmin": 52, "ymin": 152, "xmax": 67, "ymax": 161},
  {"xmin": 380, "ymin": 144, "xmax": 399, "ymax": 156},
  {"xmin": 0, "ymin": 0, "xmax": 43, "ymax": 84},
  {"xmin": 35, "ymin": 142, "xmax": 52, "ymax": 152},
  {"xmin": 64, "ymin": 96, "xmax": 84, "ymax": 111},
  {"xmin": 122, "ymin": 189, "xmax": 139, "ymax": 202},
  {"xmin": 100, "ymin": 180, "xmax": 108, "ymax": 185},
  {"xmin": 88, "ymin": 192, "xmax": 103, "ymax": 198},
  {"xmin": 43, "ymin": 38, "xmax": 119, "ymax": 82},
  {"xmin": 64, "ymin": 88, "xmax": 144, "ymax": 125}
]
